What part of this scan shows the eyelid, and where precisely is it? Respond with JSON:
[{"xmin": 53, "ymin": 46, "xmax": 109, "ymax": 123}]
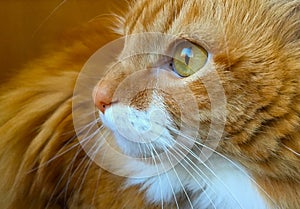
[
  {"xmin": 167, "ymin": 38, "xmax": 209, "ymax": 59},
  {"xmin": 167, "ymin": 38, "xmax": 190, "ymax": 55}
]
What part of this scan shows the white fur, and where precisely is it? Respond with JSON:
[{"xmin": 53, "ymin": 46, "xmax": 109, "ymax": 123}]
[
  {"xmin": 126, "ymin": 155, "xmax": 269, "ymax": 209},
  {"xmin": 100, "ymin": 99, "xmax": 175, "ymax": 158},
  {"xmin": 100, "ymin": 98, "xmax": 269, "ymax": 209}
]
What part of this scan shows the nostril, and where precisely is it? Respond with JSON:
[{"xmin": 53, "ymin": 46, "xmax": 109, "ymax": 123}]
[
  {"xmin": 97, "ymin": 101, "xmax": 111, "ymax": 114},
  {"xmin": 93, "ymin": 82, "xmax": 113, "ymax": 114}
]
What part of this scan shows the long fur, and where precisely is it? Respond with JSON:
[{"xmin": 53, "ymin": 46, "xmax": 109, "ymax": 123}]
[
  {"xmin": 0, "ymin": 0, "xmax": 300, "ymax": 208},
  {"xmin": 0, "ymin": 14, "xmax": 156, "ymax": 209}
]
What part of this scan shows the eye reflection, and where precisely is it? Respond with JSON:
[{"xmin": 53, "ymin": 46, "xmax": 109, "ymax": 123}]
[
  {"xmin": 181, "ymin": 47, "xmax": 194, "ymax": 65},
  {"xmin": 171, "ymin": 41, "xmax": 208, "ymax": 77}
]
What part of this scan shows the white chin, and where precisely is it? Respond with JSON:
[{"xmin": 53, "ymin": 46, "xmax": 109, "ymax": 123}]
[{"xmin": 100, "ymin": 104, "xmax": 175, "ymax": 158}]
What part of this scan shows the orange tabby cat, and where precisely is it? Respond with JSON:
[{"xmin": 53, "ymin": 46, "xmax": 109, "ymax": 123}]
[{"xmin": 0, "ymin": 0, "xmax": 300, "ymax": 209}]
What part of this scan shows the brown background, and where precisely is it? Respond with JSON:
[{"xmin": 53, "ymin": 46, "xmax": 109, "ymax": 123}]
[{"xmin": 0, "ymin": 0, "xmax": 119, "ymax": 82}]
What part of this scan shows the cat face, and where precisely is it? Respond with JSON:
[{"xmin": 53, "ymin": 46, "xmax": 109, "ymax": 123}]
[
  {"xmin": 89, "ymin": 34, "xmax": 229, "ymax": 176},
  {"xmin": 2, "ymin": 1, "xmax": 300, "ymax": 209},
  {"xmin": 89, "ymin": 0, "xmax": 299, "ymax": 171},
  {"xmin": 73, "ymin": 0, "xmax": 300, "ymax": 207}
]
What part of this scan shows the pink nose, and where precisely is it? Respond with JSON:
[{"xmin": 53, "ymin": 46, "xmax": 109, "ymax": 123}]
[{"xmin": 92, "ymin": 81, "xmax": 113, "ymax": 114}]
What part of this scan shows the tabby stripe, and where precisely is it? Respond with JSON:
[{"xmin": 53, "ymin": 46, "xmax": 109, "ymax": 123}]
[
  {"xmin": 232, "ymin": 101, "xmax": 291, "ymax": 145},
  {"xmin": 238, "ymin": 112, "xmax": 299, "ymax": 162},
  {"xmin": 236, "ymin": 105, "xmax": 299, "ymax": 161}
]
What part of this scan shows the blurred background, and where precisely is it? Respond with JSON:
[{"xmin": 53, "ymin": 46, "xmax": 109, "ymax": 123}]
[{"xmin": 0, "ymin": 0, "xmax": 119, "ymax": 82}]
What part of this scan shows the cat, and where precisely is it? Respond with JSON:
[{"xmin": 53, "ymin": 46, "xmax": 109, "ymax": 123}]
[{"xmin": 0, "ymin": 0, "xmax": 300, "ymax": 208}]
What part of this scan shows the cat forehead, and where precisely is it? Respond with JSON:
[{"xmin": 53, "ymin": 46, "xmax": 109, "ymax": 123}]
[
  {"xmin": 122, "ymin": 0, "xmax": 265, "ymax": 54},
  {"xmin": 124, "ymin": 0, "xmax": 263, "ymax": 32},
  {"xmin": 123, "ymin": 0, "xmax": 299, "ymax": 41},
  {"xmin": 121, "ymin": 0, "xmax": 299, "ymax": 66}
]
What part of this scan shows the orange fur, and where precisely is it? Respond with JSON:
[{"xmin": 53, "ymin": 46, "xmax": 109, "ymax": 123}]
[
  {"xmin": 1, "ymin": 0, "xmax": 300, "ymax": 208},
  {"xmin": 0, "ymin": 13, "xmax": 161, "ymax": 209}
]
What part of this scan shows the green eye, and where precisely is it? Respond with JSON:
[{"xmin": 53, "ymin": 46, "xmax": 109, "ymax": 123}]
[{"xmin": 172, "ymin": 41, "xmax": 208, "ymax": 77}]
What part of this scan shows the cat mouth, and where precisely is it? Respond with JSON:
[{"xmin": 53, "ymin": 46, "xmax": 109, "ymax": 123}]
[
  {"xmin": 97, "ymin": 102, "xmax": 203, "ymax": 177},
  {"xmin": 99, "ymin": 103, "xmax": 177, "ymax": 158}
]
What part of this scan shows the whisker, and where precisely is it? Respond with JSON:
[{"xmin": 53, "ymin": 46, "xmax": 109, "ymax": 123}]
[
  {"xmin": 91, "ymin": 142, "xmax": 110, "ymax": 207},
  {"xmin": 62, "ymin": 153, "xmax": 91, "ymax": 204},
  {"xmin": 45, "ymin": 143, "xmax": 83, "ymax": 209},
  {"xmin": 63, "ymin": 129, "xmax": 110, "ymax": 201},
  {"xmin": 45, "ymin": 125, "xmax": 105, "ymax": 208},
  {"xmin": 147, "ymin": 143, "xmax": 180, "ymax": 209},
  {"xmin": 161, "ymin": 143, "xmax": 217, "ymax": 209},
  {"xmin": 87, "ymin": 13, "xmax": 125, "ymax": 23},
  {"xmin": 71, "ymin": 155, "xmax": 95, "ymax": 203},
  {"xmin": 128, "ymin": 121, "xmax": 216, "ymax": 207},
  {"xmin": 192, "ymin": 140, "xmax": 276, "ymax": 205},
  {"xmin": 282, "ymin": 144, "xmax": 300, "ymax": 157},
  {"xmin": 28, "ymin": 121, "xmax": 101, "ymax": 173},
  {"xmin": 172, "ymin": 139, "xmax": 243, "ymax": 207},
  {"xmin": 167, "ymin": 126, "xmax": 277, "ymax": 206},
  {"xmin": 143, "ymin": 143, "xmax": 165, "ymax": 209},
  {"xmin": 159, "ymin": 145, "xmax": 195, "ymax": 209},
  {"xmin": 170, "ymin": 139, "xmax": 241, "ymax": 209},
  {"xmin": 32, "ymin": 0, "xmax": 67, "ymax": 38}
]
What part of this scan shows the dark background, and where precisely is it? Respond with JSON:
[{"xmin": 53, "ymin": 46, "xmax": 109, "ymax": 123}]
[{"xmin": 0, "ymin": 0, "xmax": 119, "ymax": 82}]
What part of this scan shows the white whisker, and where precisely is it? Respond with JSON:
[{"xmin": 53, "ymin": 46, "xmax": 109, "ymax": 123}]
[
  {"xmin": 28, "ymin": 120, "xmax": 100, "ymax": 173},
  {"xmin": 32, "ymin": 0, "xmax": 67, "ymax": 38},
  {"xmin": 283, "ymin": 144, "xmax": 300, "ymax": 157},
  {"xmin": 45, "ymin": 124, "xmax": 107, "ymax": 208},
  {"xmin": 170, "ymin": 139, "xmax": 242, "ymax": 209},
  {"xmin": 147, "ymin": 143, "xmax": 180, "ymax": 209},
  {"xmin": 143, "ymin": 143, "xmax": 165, "ymax": 209},
  {"xmin": 62, "ymin": 128, "xmax": 110, "ymax": 204},
  {"xmin": 160, "ymin": 146, "xmax": 195, "ymax": 209},
  {"xmin": 167, "ymin": 125, "xmax": 277, "ymax": 206},
  {"xmin": 45, "ymin": 144, "xmax": 82, "ymax": 209},
  {"xmin": 162, "ymin": 143, "xmax": 218, "ymax": 209}
]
